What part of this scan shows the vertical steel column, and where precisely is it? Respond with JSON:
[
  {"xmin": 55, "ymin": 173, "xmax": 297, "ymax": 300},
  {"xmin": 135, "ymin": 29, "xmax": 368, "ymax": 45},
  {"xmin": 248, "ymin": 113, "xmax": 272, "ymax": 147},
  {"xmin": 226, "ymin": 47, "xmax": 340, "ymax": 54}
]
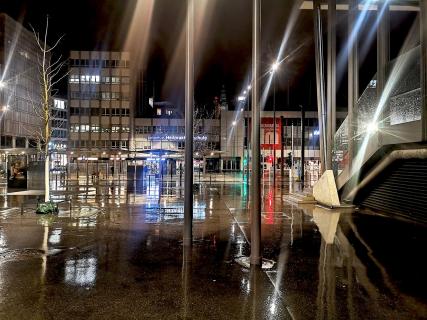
[
  {"xmin": 273, "ymin": 76, "xmax": 276, "ymax": 183},
  {"xmin": 420, "ymin": 0, "xmax": 427, "ymax": 141},
  {"xmin": 246, "ymin": 95, "xmax": 250, "ymax": 189},
  {"xmin": 250, "ymin": 0, "xmax": 261, "ymax": 266},
  {"xmin": 280, "ymin": 115, "xmax": 284, "ymax": 179},
  {"xmin": 300, "ymin": 106, "xmax": 305, "ymax": 186},
  {"xmin": 184, "ymin": 0, "xmax": 194, "ymax": 247},
  {"xmin": 377, "ymin": 0, "xmax": 389, "ymax": 141},
  {"xmin": 347, "ymin": 0, "xmax": 358, "ymax": 171},
  {"xmin": 313, "ymin": 0, "xmax": 327, "ymax": 173},
  {"xmin": 327, "ymin": 0, "xmax": 336, "ymax": 170}
]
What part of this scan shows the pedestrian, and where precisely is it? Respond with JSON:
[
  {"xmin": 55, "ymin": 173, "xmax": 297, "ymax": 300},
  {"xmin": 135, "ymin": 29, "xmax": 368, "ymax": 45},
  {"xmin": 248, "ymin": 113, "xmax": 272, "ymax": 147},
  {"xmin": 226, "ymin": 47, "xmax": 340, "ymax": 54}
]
[{"xmin": 110, "ymin": 166, "xmax": 114, "ymax": 177}]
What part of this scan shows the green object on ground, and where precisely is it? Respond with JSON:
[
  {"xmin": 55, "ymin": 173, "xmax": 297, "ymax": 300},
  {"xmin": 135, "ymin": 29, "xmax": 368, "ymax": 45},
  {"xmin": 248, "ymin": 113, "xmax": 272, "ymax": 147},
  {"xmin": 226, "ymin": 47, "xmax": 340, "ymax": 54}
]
[{"xmin": 36, "ymin": 201, "xmax": 58, "ymax": 214}]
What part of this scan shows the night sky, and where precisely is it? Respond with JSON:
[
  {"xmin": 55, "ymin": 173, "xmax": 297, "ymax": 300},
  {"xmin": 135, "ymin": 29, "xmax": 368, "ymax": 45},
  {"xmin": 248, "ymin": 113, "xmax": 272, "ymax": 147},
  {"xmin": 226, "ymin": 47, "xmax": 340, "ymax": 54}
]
[{"xmin": 0, "ymin": 0, "xmax": 418, "ymax": 112}]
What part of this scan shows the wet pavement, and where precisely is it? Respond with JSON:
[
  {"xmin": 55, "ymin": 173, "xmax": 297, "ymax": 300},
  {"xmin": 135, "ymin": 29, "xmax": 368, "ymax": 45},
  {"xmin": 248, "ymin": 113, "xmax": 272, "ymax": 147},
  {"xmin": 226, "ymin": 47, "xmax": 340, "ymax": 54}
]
[{"xmin": 0, "ymin": 180, "xmax": 426, "ymax": 319}]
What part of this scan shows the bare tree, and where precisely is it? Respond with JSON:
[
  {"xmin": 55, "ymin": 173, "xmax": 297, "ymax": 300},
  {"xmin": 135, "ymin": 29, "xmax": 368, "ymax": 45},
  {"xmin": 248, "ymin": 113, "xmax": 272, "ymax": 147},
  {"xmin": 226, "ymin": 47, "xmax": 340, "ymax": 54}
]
[
  {"xmin": 193, "ymin": 105, "xmax": 216, "ymax": 163},
  {"xmin": 31, "ymin": 17, "xmax": 68, "ymax": 202}
]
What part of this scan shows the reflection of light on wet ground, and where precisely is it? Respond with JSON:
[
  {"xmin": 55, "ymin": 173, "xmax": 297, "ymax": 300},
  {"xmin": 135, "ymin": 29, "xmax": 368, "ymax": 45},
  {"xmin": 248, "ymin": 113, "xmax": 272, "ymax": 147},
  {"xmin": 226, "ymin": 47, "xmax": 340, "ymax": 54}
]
[
  {"xmin": 241, "ymin": 277, "xmax": 250, "ymax": 295},
  {"xmin": 0, "ymin": 208, "xmax": 17, "ymax": 219},
  {"xmin": 143, "ymin": 203, "xmax": 207, "ymax": 223},
  {"xmin": 65, "ymin": 256, "xmax": 97, "ymax": 287},
  {"xmin": 0, "ymin": 228, "xmax": 6, "ymax": 253},
  {"xmin": 71, "ymin": 218, "xmax": 97, "ymax": 228},
  {"xmin": 48, "ymin": 228, "xmax": 62, "ymax": 245}
]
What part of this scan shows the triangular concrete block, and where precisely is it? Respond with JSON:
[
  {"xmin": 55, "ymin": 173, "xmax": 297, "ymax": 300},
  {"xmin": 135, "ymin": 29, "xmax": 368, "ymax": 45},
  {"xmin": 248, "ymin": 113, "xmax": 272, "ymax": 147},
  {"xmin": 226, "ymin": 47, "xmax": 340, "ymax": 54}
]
[{"xmin": 313, "ymin": 170, "xmax": 340, "ymax": 207}]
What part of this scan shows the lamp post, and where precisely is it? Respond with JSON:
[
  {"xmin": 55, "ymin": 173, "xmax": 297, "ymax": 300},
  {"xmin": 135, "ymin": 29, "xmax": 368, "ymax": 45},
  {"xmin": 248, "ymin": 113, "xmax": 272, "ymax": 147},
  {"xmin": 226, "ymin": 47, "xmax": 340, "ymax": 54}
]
[
  {"xmin": 184, "ymin": 0, "xmax": 194, "ymax": 247},
  {"xmin": 300, "ymin": 105, "xmax": 305, "ymax": 187},
  {"xmin": 238, "ymin": 85, "xmax": 251, "ymax": 189},
  {"xmin": 271, "ymin": 62, "xmax": 280, "ymax": 184},
  {"xmin": 250, "ymin": 0, "xmax": 261, "ymax": 266},
  {"xmin": 246, "ymin": 85, "xmax": 251, "ymax": 188}
]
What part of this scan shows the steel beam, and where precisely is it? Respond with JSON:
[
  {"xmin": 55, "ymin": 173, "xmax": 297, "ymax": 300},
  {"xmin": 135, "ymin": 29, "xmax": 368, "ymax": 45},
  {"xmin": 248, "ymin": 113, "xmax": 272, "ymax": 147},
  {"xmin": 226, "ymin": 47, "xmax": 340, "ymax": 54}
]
[
  {"xmin": 377, "ymin": 0, "xmax": 390, "ymax": 142},
  {"xmin": 327, "ymin": 0, "xmax": 336, "ymax": 170},
  {"xmin": 273, "ymin": 75, "xmax": 276, "ymax": 183},
  {"xmin": 301, "ymin": 106, "xmax": 305, "ymax": 185},
  {"xmin": 184, "ymin": 0, "xmax": 194, "ymax": 247},
  {"xmin": 313, "ymin": 0, "xmax": 327, "ymax": 173},
  {"xmin": 347, "ymin": 0, "xmax": 358, "ymax": 172},
  {"xmin": 250, "ymin": 0, "xmax": 261, "ymax": 266}
]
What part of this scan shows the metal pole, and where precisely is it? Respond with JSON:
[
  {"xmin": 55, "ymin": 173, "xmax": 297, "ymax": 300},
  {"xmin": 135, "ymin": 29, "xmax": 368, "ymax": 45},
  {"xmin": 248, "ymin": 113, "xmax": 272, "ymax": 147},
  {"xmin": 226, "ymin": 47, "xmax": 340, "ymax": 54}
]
[
  {"xmin": 273, "ymin": 75, "xmax": 276, "ymax": 183},
  {"xmin": 313, "ymin": 0, "xmax": 327, "ymax": 173},
  {"xmin": 280, "ymin": 116, "xmax": 284, "ymax": 179},
  {"xmin": 377, "ymin": 0, "xmax": 389, "ymax": 143},
  {"xmin": 250, "ymin": 0, "xmax": 261, "ymax": 266},
  {"xmin": 246, "ymin": 93, "xmax": 250, "ymax": 189},
  {"xmin": 421, "ymin": 0, "xmax": 427, "ymax": 141},
  {"xmin": 184, "ymin": 0, "xmax": 194, "ymax": 247},
  {"xmin": 327, "ymin": 0, "xmax": 336, "ymax": 170},
  {"xmin": 291, "ymin": 124, "xmax": 294, "ymax": 180},
  {"xmin": 301, "ymin": 106, "xmax": 305, "ymax": 186},
  {"xmin": 348, "ymin": 0, "xmax": 358, "ymax": 171}
]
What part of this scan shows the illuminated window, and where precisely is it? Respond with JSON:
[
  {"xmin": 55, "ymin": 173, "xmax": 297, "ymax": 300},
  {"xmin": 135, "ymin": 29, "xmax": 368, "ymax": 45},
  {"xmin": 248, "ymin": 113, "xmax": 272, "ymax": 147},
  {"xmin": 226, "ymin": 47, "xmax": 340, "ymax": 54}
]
[
  {"xmin": 80, "ymin": 125, "xmax": 90, "ymax": 132},
  {"xmin": 90, "ymin": 75, "xmax": 100, "ymax": 83},
  {"xmin": 70, "ymin": 75, "xmax": 79, "ymax": 83},
  {"xmin": 54, "ymin": 99, "xmax": 65, "ymax": 109},
  {"xmin": 80, "ymin": 75, "xmax": 90, "ymax": 83},
  {"xmin": 157, "ymin": 108, "xmax": 162, "ymax": 116}
]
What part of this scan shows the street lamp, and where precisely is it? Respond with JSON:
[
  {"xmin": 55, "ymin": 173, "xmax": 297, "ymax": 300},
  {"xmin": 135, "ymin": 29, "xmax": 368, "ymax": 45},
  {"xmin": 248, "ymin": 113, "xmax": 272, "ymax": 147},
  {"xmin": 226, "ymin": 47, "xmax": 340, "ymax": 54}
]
[
  {"xmin": 270, "ymin": 61, "xmax": 280, "ymax": 183},
  {"xmin": 271, "ymin": 61, "xmax": 280, "ymax": 73},
  {"xmin": 366, "ymin": 121, "xmax": 378, "ymax": 135}
]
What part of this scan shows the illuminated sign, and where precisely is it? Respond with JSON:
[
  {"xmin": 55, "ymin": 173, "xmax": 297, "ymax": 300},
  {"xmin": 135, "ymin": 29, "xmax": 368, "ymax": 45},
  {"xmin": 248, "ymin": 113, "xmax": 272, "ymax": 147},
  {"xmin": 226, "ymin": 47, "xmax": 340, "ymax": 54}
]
[{"xmin": 148, "ymin": 135, "xmax": 208, "ymax": 141}]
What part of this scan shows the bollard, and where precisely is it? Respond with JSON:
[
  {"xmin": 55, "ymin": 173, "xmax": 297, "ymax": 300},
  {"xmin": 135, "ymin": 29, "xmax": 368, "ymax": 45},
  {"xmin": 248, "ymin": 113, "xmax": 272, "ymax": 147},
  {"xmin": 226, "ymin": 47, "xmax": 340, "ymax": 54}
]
[{"xmin": 21, "ymin": 203, "xmax": 24, "ymax": 215}]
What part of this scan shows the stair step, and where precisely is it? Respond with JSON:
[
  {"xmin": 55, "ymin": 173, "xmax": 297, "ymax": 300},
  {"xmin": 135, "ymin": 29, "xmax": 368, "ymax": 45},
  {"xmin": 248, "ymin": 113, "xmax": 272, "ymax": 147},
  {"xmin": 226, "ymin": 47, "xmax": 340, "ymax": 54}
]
[{"xmin": 286, "ymin": 192, "xmax": 317, "ymax": 204}]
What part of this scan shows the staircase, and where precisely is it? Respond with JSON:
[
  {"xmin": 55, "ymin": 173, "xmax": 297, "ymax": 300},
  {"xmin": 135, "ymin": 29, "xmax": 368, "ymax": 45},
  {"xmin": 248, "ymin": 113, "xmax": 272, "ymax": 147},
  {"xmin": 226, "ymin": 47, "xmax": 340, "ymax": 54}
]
[
  {"xmin": 333, "ymin": 46, "xmax": 427, "ymax": 222},
  {"xmin": 286, "ymin": 191, "xmax": 316, "ymax": 204},
  {"xmin": 355, "ymin": 158, "xmax": 427, "ymax": 222}
]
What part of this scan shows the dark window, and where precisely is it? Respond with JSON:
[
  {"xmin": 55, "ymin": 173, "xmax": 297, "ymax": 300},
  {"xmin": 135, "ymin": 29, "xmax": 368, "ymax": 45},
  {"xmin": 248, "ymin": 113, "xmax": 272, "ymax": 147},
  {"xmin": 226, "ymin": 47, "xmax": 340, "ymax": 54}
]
[
  {"xmin": 1, "ymin": 136, "xmax": 12, "ymax": 147},
  {"xmin": 28, "ymin": 139, "xmax": 38, "ymax": 148},
  {"xmin": 15, "ymin": 137, "xmax": 26, "ymax": 148},
  {"xmin": 70, "ymin": 107, "xmax": 79, "ymax": 115}
]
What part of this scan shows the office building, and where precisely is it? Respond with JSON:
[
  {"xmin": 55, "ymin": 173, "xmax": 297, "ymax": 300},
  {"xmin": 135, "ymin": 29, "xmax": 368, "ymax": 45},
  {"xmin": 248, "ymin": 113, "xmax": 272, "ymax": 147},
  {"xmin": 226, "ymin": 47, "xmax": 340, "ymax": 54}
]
[
  {"xmin": 68, "ymin": 51, "xmax": 131, "ymax": 175},
  {"xmin": 0, "ymin": 13, "xmax": 44, "ymax": 182}
]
